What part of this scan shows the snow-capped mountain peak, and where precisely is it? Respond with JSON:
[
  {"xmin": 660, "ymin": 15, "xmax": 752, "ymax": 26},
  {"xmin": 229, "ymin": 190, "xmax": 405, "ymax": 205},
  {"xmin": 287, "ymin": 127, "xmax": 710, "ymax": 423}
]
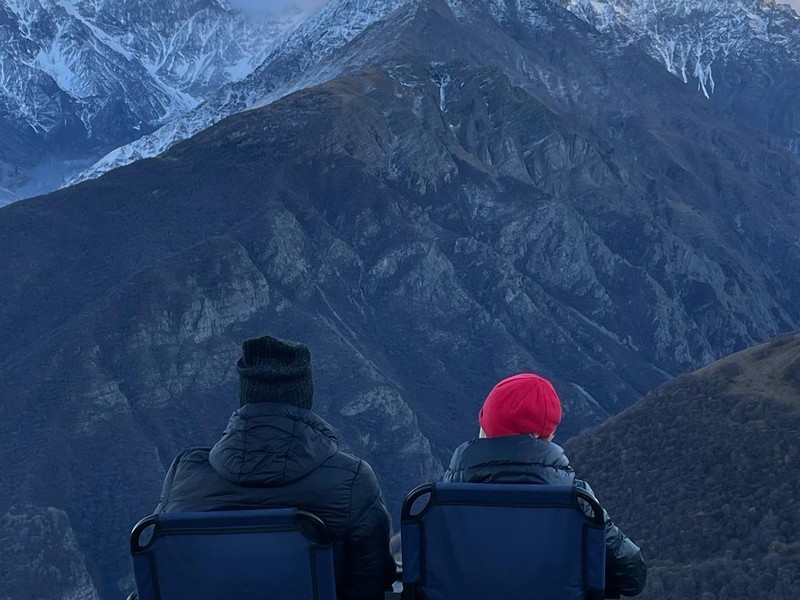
[
  {"xmin": 562, "ymin": 0, "xmax": 800, "ymax": 98},
  {"xmin": 71, "ymin": 0, "xmax": 410, "ymax": 185},
  {"xmin": 41, "ymin": 0, "xmax": 800, "ymax": 190},
  {"xmin": 0, "ymin": 0, "xmax": 305, "ymax": 203}
]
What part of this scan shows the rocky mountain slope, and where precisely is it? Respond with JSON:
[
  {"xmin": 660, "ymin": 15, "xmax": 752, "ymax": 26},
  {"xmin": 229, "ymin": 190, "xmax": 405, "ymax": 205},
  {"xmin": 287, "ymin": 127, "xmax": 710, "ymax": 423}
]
[
  {"xmin": 561, "ymin": 0, "xmax": 800, "ymax": 154},
  {"xmin": 0, "ymin": 0, "xmax": 303, "ymax": 204},
  {"xmin": 71, "ymin": 0, "xmax": 408, "ymax": 184},
  {"xmin": 0, "ymin": 507, "xmax": 99, "ymax": 600},
  {"xmin": 75, "ymin": 0, "xmax": 800, "ymax": 183},
  {"xmin": 0, "ymin": 0, "xmax": 799, "ymax": 598},
  {"xmin": 565, "ymin": 332, "xmax": 800, "ymax": 600}
]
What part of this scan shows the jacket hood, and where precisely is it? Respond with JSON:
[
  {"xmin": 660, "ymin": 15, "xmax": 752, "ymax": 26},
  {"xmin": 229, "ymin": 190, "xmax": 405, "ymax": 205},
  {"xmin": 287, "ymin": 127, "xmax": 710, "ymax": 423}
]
[
  {"xmin": 444, "ymin": 435, "xmax": 575, "ymax": 485},
  {"xmin": 208, "ymin": 403, "xmax": 339, "ymax": 486}
]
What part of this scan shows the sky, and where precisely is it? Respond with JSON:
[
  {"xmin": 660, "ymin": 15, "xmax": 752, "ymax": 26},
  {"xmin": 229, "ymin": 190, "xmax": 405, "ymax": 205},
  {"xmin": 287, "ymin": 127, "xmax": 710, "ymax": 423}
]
[{"xmin": 228, "ymin": 0, "xmax": 329, "ymax": 15}]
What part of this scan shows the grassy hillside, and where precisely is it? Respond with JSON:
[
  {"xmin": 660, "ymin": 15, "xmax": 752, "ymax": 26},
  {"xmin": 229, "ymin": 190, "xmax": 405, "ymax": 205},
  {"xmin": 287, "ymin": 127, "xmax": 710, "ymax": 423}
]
[{"xmin": 564, "ymin": 333, "xmax": 800, "ymax": 600}]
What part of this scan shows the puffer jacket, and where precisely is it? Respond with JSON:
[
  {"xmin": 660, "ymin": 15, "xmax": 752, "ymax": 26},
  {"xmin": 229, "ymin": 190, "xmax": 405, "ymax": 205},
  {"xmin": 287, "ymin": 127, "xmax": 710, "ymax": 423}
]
[
  {"xmin": 444, "ymin": 435, "xmax": 647, "ymax": 598},
  {"xmin": 156, "ymin": 402, "xmax": 396, "ymax": 600}
]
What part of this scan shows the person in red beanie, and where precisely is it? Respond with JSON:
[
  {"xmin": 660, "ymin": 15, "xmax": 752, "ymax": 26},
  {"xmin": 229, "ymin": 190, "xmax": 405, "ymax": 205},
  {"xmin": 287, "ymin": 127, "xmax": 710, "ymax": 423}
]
[{"xmin": 444, "ymin": 373, "xmax": 647, "ymax": 598}]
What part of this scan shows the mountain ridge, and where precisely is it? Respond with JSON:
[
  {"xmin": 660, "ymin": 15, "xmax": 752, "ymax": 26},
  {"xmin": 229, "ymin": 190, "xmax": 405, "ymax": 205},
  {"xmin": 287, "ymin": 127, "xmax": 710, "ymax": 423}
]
[
  {"xmin": 72, "ymin": 0, "xmax": 800, "ymax": 183},
  {"xmin": 70, "ymin": 0, "xmax": 409, "ymax": 186},
  {"xmin": 560, "ymin": 0, "xmax": 800, "ymax": 154},
  {"xmin": 564, "ymin": 332, "xmax": 800, "ymax": 599},
  {"xmin": 0, "ymin": 1, "xmax": 799, "ymax": 598},
  {"xmin": 0, "ymin": 0, "xmax": 303, "ymax": 204}
]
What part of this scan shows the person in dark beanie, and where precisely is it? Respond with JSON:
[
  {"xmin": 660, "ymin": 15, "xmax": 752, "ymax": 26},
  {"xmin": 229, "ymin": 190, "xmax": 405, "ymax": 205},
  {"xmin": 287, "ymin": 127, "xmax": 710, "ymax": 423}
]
[
  {"xmin": 155, "ymin": 335, "xmax": 396, "ymax": 600},
  {"xmin": 444, "ymin": 373, "xmax": 647, "ymax": 598}
]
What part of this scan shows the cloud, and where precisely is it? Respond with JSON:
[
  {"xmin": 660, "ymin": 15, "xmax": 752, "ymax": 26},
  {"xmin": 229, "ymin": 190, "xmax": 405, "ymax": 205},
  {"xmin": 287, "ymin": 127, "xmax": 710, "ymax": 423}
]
[{"xmin": 227, "ymin": 0, "xmax": 329, "ymax": 16}]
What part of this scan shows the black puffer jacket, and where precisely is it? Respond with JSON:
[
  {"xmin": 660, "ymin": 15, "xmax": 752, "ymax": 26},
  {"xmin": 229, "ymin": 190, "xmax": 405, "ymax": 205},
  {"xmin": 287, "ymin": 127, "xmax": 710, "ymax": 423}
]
[
  {"xmin": 156, "ymin": 403, "xmax": 396, "ymax": 600},
  {"xmin": 444, "ymin": 435, "xmax": 647, "ymax": 598}
]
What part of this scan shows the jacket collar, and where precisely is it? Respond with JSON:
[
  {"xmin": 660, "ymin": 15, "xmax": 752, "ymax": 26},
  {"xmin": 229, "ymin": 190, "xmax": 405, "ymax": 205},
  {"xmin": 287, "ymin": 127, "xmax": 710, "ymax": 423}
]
[
  {"xmin": 444, "ymin": 434, "xmax": 575, "ymax": 485},
  {"xmin": 208, "ymin": 403, "xmax": 339, "ymax": 486}
]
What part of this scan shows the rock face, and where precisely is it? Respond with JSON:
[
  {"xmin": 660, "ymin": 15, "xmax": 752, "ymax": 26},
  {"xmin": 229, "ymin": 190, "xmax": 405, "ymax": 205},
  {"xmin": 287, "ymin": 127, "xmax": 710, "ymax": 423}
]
[
  {"xmin": 75, "ymin": 0, "xmax": 800, "ymax": 182},
  {"xmin": 0, "ymin": 0, "xmax": 303, "ymax": 204},
  {"xmin": 0, "ymin": 0, "xmax": 798, "ymax": 598},
  {"xmin": 0, "ymin": 506, "xmax": 100, "ymax": 600},
  {"xmin": 72, "ymin": 0, "xmax": 409, "ymax": 184},
  {"xmin": 561, "ymin": 0, "xmax": 800, "ymax": 155},
  {"xmin": 565, "ymin": 333, "xmax": 800, "ymax": 600}
]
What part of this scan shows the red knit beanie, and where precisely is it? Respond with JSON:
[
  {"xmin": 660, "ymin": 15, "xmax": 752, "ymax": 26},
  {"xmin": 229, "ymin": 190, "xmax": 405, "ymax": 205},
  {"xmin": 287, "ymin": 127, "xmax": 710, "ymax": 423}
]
[{"xmin": 479, "ymin": 373, "xmax": 562, "ymax": 438}]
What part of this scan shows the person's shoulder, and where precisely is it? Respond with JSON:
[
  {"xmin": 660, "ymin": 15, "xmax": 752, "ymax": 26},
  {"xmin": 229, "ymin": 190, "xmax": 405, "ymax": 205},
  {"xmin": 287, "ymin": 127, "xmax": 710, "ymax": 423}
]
[
  {"xmin": 170, "ymin": 447, "xmax": 213, "ymax": 469},
  {"xmin": 323, "ymin": 449, "xmax": 370, "ymax": 474},
  {"xmin": 327, "ymin": 451, "xmax": 382, "ymax": 494}
]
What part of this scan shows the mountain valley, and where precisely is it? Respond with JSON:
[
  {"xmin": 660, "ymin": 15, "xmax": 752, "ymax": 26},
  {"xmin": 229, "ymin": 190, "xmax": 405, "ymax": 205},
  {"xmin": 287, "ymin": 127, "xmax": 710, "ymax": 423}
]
[{"xmin": 0, "ymin": 1, "xmax": 798, "ymax": 599}]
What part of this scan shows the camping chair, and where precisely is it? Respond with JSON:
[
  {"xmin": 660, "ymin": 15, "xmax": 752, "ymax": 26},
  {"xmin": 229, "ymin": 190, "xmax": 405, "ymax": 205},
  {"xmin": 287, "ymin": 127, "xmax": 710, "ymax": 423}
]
[
  {"xmin": 128, "ymin": 508, "xmax": 336, "ymax": 600},
  {"xmin": 400, "ymin": 483, "xmax": 606, "ymax": 600}
]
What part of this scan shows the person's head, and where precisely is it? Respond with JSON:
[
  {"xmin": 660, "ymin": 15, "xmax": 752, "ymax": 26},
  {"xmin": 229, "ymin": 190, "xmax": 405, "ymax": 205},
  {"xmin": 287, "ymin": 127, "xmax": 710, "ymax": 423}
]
[
  {"xmin": 236, "ymin": 335, "xmax": 314, "ymax": 409},
  {"xmin": 478, "ymin": 373, "xmax": 562, "ymax": 441}
]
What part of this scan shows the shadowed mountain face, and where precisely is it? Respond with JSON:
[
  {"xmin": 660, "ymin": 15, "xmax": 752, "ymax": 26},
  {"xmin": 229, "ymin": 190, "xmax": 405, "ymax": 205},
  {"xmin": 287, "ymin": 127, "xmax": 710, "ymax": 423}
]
[
  {"xmin": 0, "ymin": 0, "xmax": 799, "ymax": 598},
  {"xmin": 565, "ymin": 332, "xmax": 800, "ymax": 600}
]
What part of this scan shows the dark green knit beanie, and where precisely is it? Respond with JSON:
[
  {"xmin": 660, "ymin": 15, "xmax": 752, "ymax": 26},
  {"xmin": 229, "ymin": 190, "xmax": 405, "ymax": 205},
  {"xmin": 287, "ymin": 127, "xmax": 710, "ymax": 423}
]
[{"xmin": 237, "ymin": 335, "xmax": 314, "ymax": 409}]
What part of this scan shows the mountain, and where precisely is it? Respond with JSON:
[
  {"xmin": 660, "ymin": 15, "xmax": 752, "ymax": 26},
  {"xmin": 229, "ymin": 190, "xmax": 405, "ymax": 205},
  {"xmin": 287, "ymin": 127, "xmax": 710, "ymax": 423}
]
[
  {"xmin": 0, "ymin": 0, "xmax": 799, "ymax": 598},
  {"xmin": 0, "ymin": 506, "xmax": 99, "ymax": 600},
  {"xmin": 71, "ymin": 0, "xmax": 408, "ymax": 184},
  {"xmin": 0, "ymin": 0, "xmax": 304, "ymax": 205},
  {"xmin": 75, "ymin": 0, "xmax": 800, "ymax": 184},
  {"xmin": 564, "ymin": 332, "xmax": 800, "ymax": 600},
  {"xmin": 560, "ymin": 0, "xmax": 800, "ymax": 155}
]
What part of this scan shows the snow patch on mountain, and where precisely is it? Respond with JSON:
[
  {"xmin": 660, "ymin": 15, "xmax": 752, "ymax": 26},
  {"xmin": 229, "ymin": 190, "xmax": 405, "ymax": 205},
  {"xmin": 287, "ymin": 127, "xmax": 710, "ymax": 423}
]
[
  {"xmin": 0, "ymin": 0, "xmax": 305, "ymax": 202},
  {"xmin": 561, "ymin": 0, "xmax": 800, "ymax": 98},
  {"xmin": 2, "ymin": 0, "xmax": 301, "ymax": 135},
  {"xmin": 72, "ymin": 0, "xmax": 408, "ymax": 185},
  {"xmin": 64, "ymin": 0, "xmax": 800, "ymax": 186}
]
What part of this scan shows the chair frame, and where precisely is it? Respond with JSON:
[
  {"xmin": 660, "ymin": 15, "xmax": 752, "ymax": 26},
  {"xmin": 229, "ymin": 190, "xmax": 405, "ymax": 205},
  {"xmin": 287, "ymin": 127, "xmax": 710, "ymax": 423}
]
[
  {"xmin": 129, "ymin": 508, "xmax": 334, "ymax": 600},
  {"xmin": 400, "ymin": 482, "xmax": 606, "ymax": 600}
]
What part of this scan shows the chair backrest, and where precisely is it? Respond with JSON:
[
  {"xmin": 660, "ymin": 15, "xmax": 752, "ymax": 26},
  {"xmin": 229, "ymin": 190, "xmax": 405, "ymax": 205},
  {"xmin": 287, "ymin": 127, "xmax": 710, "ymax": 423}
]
[
  {"xmin": 400, "ymin": 483, "xmax": 606, "ymax": 600},
  {"xmin": 130, "ymin": 508, "xmax": 337, "ymax": 600}
]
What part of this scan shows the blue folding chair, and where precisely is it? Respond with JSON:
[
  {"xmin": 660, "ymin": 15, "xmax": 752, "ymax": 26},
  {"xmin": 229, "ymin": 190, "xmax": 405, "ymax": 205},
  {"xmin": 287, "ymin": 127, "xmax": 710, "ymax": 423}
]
[
  {"xmin": 129, "ymin": 508, "xmax": 337, "ymax": 600},
  {"xmin": 400, "ymin": 483, "xmax": 606, "ymax": 600}
]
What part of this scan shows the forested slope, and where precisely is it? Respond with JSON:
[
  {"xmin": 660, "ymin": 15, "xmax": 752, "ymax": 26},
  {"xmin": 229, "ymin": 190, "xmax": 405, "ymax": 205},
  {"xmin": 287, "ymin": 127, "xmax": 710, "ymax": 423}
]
[{"xmin": 566, "ymin": 333, "xmax": 800, "ymax": 599}]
